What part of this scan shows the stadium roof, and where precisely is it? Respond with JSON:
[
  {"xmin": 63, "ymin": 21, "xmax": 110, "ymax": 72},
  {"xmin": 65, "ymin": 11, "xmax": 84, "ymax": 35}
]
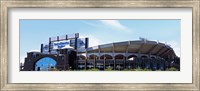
[{"xmin": 87, "ymin": 40, "xmax": 176, "ymax": 58}]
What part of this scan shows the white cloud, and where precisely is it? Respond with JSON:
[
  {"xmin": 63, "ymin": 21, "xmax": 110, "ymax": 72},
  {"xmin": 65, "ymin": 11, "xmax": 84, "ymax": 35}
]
[
  {"xmin": 83, "ymin": 20, "xmax": 131, "ymax": 32},
  {"xmin": 20, "ymin": 55, "xmax": 26, "ymax": 64},
  {"xmin": 100, "ymin": 20, "xmax": 126, "ymax": 30},
  {"xmin": 88, "ymin": 36, "xmax": 101, "ymax": 47},
  {"xmin": 28, "ymin": 50, "xmax": 40, "ymax": 52},
  {"xmin": 167, "ymin": 40, "xmax": 180, "ymax": 57},
  {"xmin": 83, "ymin": 21, "xmax": 102, "ymax": 28},
  {"xmin": 99, "ymin": 20, "xmax": 129, "ymax": 31}
]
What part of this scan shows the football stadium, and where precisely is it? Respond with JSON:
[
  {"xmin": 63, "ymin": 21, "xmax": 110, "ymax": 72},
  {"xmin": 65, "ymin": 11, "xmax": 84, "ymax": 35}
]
[{"xmin": 20, "ymin": 33, "xmax": 180, "ymax": 71}]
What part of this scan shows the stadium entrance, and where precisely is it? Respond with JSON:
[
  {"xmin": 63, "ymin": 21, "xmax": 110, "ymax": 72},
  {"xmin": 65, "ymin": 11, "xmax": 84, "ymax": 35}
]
[{"xmin": 35, "ymin": 57, "xmax": 57, "ymax": 71}]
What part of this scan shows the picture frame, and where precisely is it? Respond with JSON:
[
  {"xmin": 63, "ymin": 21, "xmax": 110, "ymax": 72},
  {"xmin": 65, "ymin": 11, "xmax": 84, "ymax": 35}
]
[{"xmin": 0, "ymin": 0, "xmax": 199, "ymax": 90}]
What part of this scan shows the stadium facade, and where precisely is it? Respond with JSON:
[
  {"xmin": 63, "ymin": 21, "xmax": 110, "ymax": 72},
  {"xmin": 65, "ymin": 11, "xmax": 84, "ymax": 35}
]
[{"xmin": 20, "ymin": 33, "xmax": 180, "ymax": 71}]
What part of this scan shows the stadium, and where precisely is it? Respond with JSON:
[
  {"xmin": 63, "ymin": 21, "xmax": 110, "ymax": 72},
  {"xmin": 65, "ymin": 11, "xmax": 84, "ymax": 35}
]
[{"xmin": 20, "ymin": 33, "xmax": 180, "ymax": 71}]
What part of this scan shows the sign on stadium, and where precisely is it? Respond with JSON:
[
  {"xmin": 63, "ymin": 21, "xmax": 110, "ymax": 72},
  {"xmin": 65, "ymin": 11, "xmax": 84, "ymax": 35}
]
[{"xmin": 53, "ymin": 40, "xmax": 71, "ymax": 49}]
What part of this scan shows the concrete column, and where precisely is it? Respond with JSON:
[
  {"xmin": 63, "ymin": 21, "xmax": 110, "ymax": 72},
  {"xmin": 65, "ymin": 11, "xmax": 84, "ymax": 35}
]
[
  {"xmin": 40, "ymin": 44, "xmax": 43, "ymax": 53},
  {"xmin": 94, "ymin": 58, "xmax": 96, "ymax": 69},
  {"xmin": 98, "ymin": 46, "xmax": 100, "ymax": 60},
  {"xmin": 84, "ymin": 59, "xmax": 86, "ymax": 70},
  {"xmin": 113, "ymin": 44, "xmax": 115, "ymax": 70},
  {"xmin": 138, "ymin": 52, "xmax": 141, "ymax": 69},
  {"xmin": 123, "ymin": 56, "xmax": 125, "ymax": 69},
  {"xmin": 75, "ymin": 38, "xmax": 78, "ymax": 50},
  {"xmin": 63, "ymin": 56, "xmax": 66, "ymax": 70},
  {"xmin": 114, "ymin": 59, "xmax": 116, "ymax": 70},
  {"xmin": 85, "ymin": 50, "xmax": 88, "ymax": 70},
  {"xmin": 104, "ymin": 59, "xmax": 106, "ymax": 70},
  {"xmin": 48, "ymin": 38, "xmax": 51, "ymax": 53}
]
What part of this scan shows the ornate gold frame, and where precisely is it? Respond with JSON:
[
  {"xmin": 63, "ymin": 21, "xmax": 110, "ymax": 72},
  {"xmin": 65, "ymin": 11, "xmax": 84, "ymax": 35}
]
[{"xmin": 0, "ymin": 0, "xmax": 199, "ymax": 90}]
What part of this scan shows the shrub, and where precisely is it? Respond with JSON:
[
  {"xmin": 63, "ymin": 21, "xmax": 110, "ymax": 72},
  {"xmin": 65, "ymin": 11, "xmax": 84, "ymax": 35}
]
[
  {"xmin": 105, "ymin": 68, "xmax": 113, "ymax": 71},
  {"xmin": 143, "ymin": 68, "xmax": 152, "ymax": 71},
  {"xmin": 49, "ymin": 68, "xmax": 58, "ymax": 71},
  {"xmin": 134, "ymin": 68, "xmax": 144, "ymax": 71},
  {"xmin": 122, "ymin": 68, "xmax": 136, "ymax": 71},
  {"xmin": 123, "ymin": 68, "xmax": 131, "ymax": 71},
  {"xmin": 166, "ymin": 67, "xmax": 177, "ymax": 71},
  {"xmin": 87, "ymin": 68, "xmax": 99, "ymax": 71}
]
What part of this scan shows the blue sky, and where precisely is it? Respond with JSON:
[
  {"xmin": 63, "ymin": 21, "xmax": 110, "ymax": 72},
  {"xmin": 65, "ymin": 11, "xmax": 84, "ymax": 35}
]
[
  {"xmin": 35, "ymin": 57, "xmax": 56, "ymax": 71},
  {"xmin": 20, "ymin": 19, "xmax": 180, "ymax": 63}
]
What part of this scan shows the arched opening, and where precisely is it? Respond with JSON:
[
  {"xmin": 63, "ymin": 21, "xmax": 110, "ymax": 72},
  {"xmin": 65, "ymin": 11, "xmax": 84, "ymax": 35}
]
[
  {"xmin": 115, "ymin": 54, "xmax": 125, "ymax": 59},
  {"xmin": 141, "ymin": 55, "xmax": 149, "ymax": 69},
  {"xmin": 89, "ymin": 54, "xmax": 99, "ymax": 60},
  {"xmin": 128, "ymin": 55, "xmax": 137, "ymax": 60},
  {"xmin": 151, "ymin": 56, "xmax": 156, "ymax": 59},
  {"xmin": 141, "ymin": 55, "xmax": 148, "ymax": 58},
  {"xmin": 35, "ymin": 57, "xmax": 57, "ymax": 71},
  {"xmin": 158, "ymin": 58, "xmax": 165, "ymax": 70},
  {"xmin": 77, "ymin": 55, "xmax": 86, "ymax": 60},
  {"xmin": 100, "ymin": 54, "xmax": 112, "ymax": 60},
  {"xmin": 100, "ymin": 54, "xmax": 112, "ymax": 59},
  {"xmin": 152, "ymin": 58, "xmax": 159, "ymax": 70}
]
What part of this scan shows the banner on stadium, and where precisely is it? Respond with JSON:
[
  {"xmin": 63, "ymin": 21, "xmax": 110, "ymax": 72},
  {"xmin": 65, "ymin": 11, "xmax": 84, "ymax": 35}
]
[
  {"xmin": 42, "ymin": 44, "xmax": 49, "ymax": 54},
  {"xmin": 70, "ymin": 38, "xmax": 87, "ymax": 49},
  {"xmin": 52, "ymin": 40, "xmax": 71, "ymax": 49},
  {"xmin": 50, "ymin": 37, "xmax": 87, "ymax": 50},
  {"xmin": 77, "ymin": 38, "xmax": 86, "ymax": 48}
]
